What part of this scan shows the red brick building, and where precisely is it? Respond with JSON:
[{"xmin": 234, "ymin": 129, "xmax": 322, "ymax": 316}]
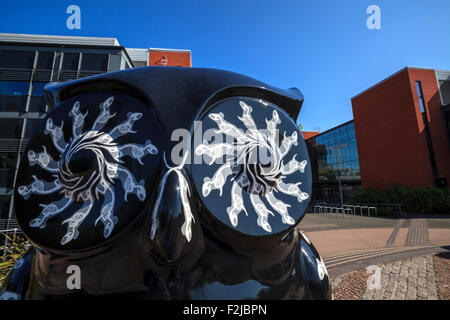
[{"xmin": 351, "ymin": 67, "xmax": 450, "ymax": 188}]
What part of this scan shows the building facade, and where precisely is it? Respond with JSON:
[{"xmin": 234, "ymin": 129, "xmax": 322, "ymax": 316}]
[
  {"xmin": 0, "ymin": 33, "xmax": 194, "ymax": 227},
  {"xmin": 0, "ymin": 33, "xmax": 136, "ymax": 226},
  {"xmin": 305, "ymin": 120, "xmax": 361, "ymax": 202},
  {"xmin": 302, "ymin": 131, "xmax": 319, "ymax": 140},
  {"xmin": 126, "ymin": 47, "xmax": 192, "ymax": 67},
  {"xmin": 352, "ymin": 67, "xmax": 450, "ymax": 189},
  {"xmin": 0, "ymin": 34, "xmax": 193, "ymax": 227}
]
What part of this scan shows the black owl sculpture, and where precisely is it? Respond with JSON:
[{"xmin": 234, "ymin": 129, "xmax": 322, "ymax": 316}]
[{"xmin": 0, "ymin": 67, "xmax": 331, "ymax": 300}]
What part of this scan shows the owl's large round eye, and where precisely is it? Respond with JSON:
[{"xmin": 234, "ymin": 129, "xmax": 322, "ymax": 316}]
[
  {"xmin": 14, "ymin": 92, "xmax": 162, "ymax": 251},
  {"xmin": 190, "ymin": 97, "xmax": 312, "ymax": 237}
]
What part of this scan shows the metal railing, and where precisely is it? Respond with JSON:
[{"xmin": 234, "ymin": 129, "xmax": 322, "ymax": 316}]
[
  {"xmin": 0, "ymin": 219, "xmax": 20, "ymax": 231},
  {"xmin": 357, "ymin": 203, "xmax": 403, "ymax": 213},
  {"xmin": 312, "ymin": 202, "xmax": 403, "ymax": 217},
  {"xmin": 313, "ymin": 205, "xmax": 357, "ymax": 217},
  {"xmin": 313, "ymin": 204, "xmax": 378, "ymax": 217}
]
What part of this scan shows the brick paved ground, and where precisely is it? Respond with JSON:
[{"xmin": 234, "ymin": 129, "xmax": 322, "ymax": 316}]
[
  {"xmin": 331, "ymin": 254, "xmax": 449, "ymax": 300},
  {"xmin": 433, "ymin": 252, "xmax": 450, "ymax": 300},
  {"xmin": 331, "ymin": 269, "xmax": 370, "ymax": 300},
  {"xmin": 302, "ymin": 214, "xmax": 450, "ymax": 256},
  {"xmin": 302, "ymin": 214, "xmax": 450, "ymax": 300}
]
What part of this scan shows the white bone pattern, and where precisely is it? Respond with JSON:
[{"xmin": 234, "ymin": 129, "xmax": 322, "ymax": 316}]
[
  {"xmin": 195, "ymin": 101, "xmax": 309, "ymax": 233},
  {"xmin": 18, "ymin": 96, "xmax": 158, "ymax": 245}
]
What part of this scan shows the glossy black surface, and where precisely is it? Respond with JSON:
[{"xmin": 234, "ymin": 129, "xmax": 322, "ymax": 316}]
[
  {"xmin": 191, "ymin": 96, "xmax": 311, "ymax": 237},
  {"xmin": 14, "ymin": 92, "xmax": 163, "ymax": 251},
  {"xmin": 0, "ymin": 67, "xmax": 331, "ymax": 300}
]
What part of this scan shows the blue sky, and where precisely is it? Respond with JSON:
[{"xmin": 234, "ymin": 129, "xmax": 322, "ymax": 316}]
[{"xmin": 1, "ymin": 0, "xmax": 449, "ymax": 132}]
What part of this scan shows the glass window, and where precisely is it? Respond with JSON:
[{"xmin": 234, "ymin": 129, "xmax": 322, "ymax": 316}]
[
  {"xmin": 312, "ymin": 121, "xmax": 360, "ymax": 183},
  {"xmin": 0, "ymin": 152, "xmax": 17, "ymax": 169},
  {"xmin": 0, "ymin": 168, "xmax": 15, "ymax": 189},
  {"xmin": 0, "ymin": 95, "xmax": 27, "ymax": 112},
  {"xmin": 415, "ymin": 81, "xmax": 426, "ymax": 113},
  {"xmin": 0, "ymin": 195, "xmax": 11, "ymax": 218},
  {"xmin": 62, "ymin": 52, "xmax": 80, "ymax": 70},
  {"xmin": 0, "ymin": 50, "xmax": 35, "ymax": 69},
  {"xmin": 31, "ymin": 82, "xmax": 48, "ymax": 96},
  {"xmin": 0, "ymin": 81, "xmax": 29, "ymax": 95},
  {"xmin": 81, "ymin": 53, "xmax": 108, "ymax": 71},
  {"xmin": 342, "ymin": 148, "xmax": 349, "ymax": 162},
  {"xmin": 24, "ymin": 118, "xmax": 43, "ymax": 138},
  {"xmin": 133, "ymin": 61, "xmax": 147, "ymax": 68},
  {"xmin": 0, "ymin": 119, "xmax": 23, "ymax": 138},
  {"xmin": 37, "ymin": 51, "xmax": 54, "ymax": 69},
  {"xmin": 28, "ymin": 96, "xmax": 46, "ymax": 113}
]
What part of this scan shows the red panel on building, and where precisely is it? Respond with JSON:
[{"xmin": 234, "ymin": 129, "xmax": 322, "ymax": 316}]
[
  {"xmin": 302, "ymin": 131, "xmax": 320, "ymax": 140},
  {"xmin": 148, "ymin": 49, "xmax": 192, "ymax": 67},
  {"xmin": 351, "ymin": 67, "xmax": 450, "ymax": 188}
]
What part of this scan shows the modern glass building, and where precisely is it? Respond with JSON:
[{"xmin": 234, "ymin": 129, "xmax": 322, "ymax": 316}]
[
  {"xmin": 0, "ymin": 33, "xmax": 135, "ymax": 228},
  {"xmin": 306, "ymin": 120, "xmax": 361, "ymax": 202}
]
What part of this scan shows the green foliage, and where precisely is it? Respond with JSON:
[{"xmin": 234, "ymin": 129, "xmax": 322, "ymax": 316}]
[
  {"xmin": 376, "ymin": 206, "xmax": 394, "ymax": 217},
  {"xmin": 350, "ymin": 185, "xmax": 450, "ymax": 214},
  {"xmin": 318, "ymin": 167, "xmax": 339, "ymax": 182}
]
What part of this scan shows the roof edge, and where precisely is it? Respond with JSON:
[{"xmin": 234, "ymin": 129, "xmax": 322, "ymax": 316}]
[
  {"xmin": 350, "ymin": 66, "xmax": 447, "ymax": 100},
  {"xmin": 0, "ymin": 33, "xmax": 120, "ymax": 46},
  {"xmin": 149, "ymin": 47, "xmax": 191, "ymax": 53},
  {"xmin": 305, "ymin": 119, "xmax": 354, "ymax": 141}
]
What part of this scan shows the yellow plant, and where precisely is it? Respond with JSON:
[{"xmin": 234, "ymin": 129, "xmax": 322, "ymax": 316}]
[{"xmin": 0, "ymin": 233, "xmax": 30, "ymax": 284}]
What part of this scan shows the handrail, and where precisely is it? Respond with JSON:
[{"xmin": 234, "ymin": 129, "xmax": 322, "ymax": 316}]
[
  {"xmin": 0, "ymin": 228, "xmax": 18, "ymax": 233},
  {"xmin": 312, "ymin": 204, "xmax": 378, "ymax": 217}
]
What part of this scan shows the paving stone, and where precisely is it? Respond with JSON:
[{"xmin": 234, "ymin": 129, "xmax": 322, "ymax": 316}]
[
  {"xmin": 331, "ymin": 276, "xmax": 342, "ymax": 291},
  {"xmin": 394, "ymin": 286, "xmax": 406, "ymax": 300},
  {"xmin": 396, "ymin": 282, "xmax": 407, "ymax": 293},
  {"xmin": 383, "ymin": 262, "xmax": 393, "ymax": 275},
  {"xmin": 417, "ymin": 277, "xmax": 427, "ymax": 288},
  {"xmin": 392, "ymin": 264, "xmax": 401, "ymax": 274},
  {"xmin": 385, "ymin": 278, "xmax": 396, "ymax": 293},
  {"xmin": 406, "ymin": 285, "xmax": 416, "ymax": 300},
  {"xmin": 371, "ymin": 288, "xmax": 384, "ymax": 300},
  {"xmin": 361, "ymin": 292, "xmax": 372, "ymax": 300},
  {"xmin": 417, "ymin": 285, "xmax": 428, "ymax": 299},
  {"xmin": 428, "ymin": 283, "xmax": 438, "ymax": 300},
  {"xmin": 418, "ymin": 257, "xmax": 426, "ymax": 276},
  {"xmin": 383, "ymin": 290, "xmax": 393, "ymax": 300},
  {"xmin": 341, "ymin": 254, "xmax": 440, "ymax": 300},
  {"xmin": 426, "ymin": 256, "xmax": 434, "ymax": 273}
]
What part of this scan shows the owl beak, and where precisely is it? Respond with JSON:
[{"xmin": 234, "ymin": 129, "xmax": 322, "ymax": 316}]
[{"xmin": 148, "ymin": 166, "xmax": 204, "ymax": 268}]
